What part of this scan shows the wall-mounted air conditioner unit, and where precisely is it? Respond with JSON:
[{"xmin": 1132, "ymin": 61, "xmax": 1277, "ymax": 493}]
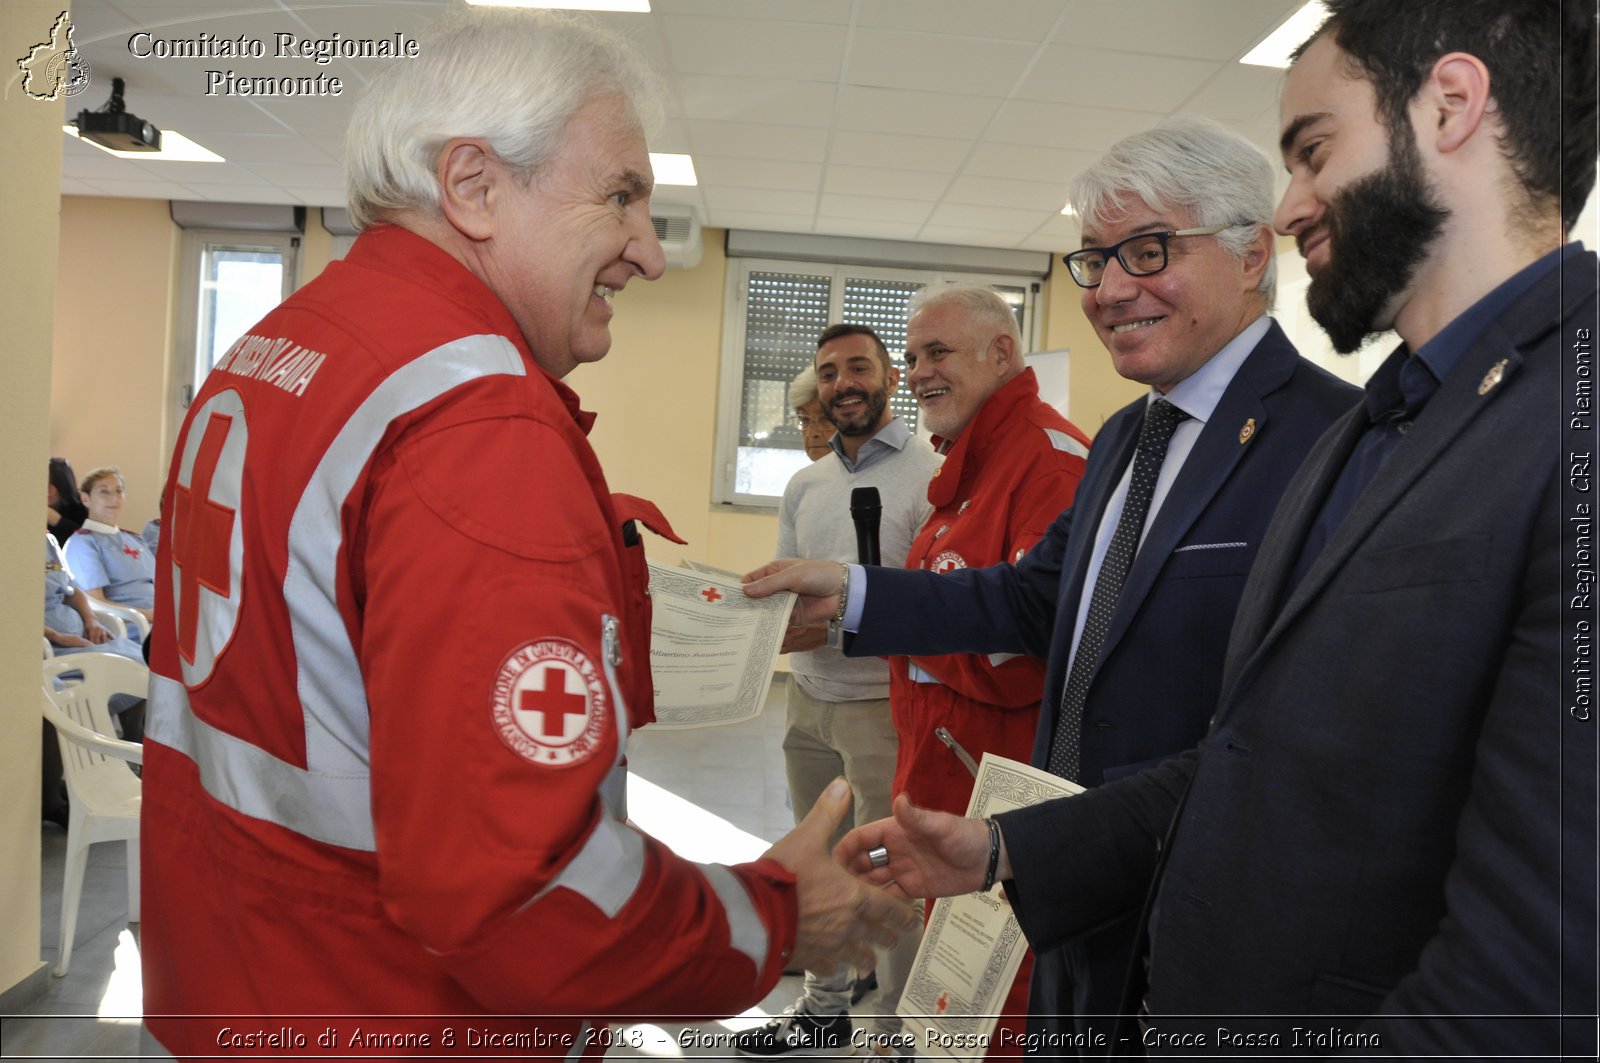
[{"xmin": 651, "ymin": 204, "xmax": 703, "ymax": 270}]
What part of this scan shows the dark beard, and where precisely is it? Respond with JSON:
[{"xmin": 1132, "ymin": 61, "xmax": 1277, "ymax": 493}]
[
  {"xmin": 826, "ymin": 386, "xmax": 889, "ymax": 436},
  {"xmin": 1306, "ymin": 133, "xmax": 1450, "ymax": 354}
]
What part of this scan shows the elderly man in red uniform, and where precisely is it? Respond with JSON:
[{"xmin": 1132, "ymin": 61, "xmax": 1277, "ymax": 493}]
[
  {"xmin": 140, "ymin": 8, "xmax": 912, "ymax": 1057},
  {"xmin": 894, "ymin": 283, "xmax": 1091, "ymax": 1054}
]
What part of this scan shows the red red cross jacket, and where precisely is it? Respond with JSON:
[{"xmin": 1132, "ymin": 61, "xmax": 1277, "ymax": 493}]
[
  {"xmin": 142, "ymin": 225, "xmax": 796, "ymax": 1058},
  {"xmin": 890, "ymin": 368, "xmax": 1090, "ymax": 815},
  {"xmin": 890, "ymin": 370, "xmax": 1089, "ymax": 1056}
]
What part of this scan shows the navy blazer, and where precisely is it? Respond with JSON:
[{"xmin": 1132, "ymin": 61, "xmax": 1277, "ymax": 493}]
[
  {"xmin": 998, "ymin": 252, "xmax": 1599, "ymax": 1055},
  {"xmin": 856, "ymin": 321, "xmax": 1358, "ymax": 789}
]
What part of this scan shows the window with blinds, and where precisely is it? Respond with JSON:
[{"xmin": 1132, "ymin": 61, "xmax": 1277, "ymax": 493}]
[{"xmin": 714, "ymin": 257, "xmax": 1035, "ymax": 505}]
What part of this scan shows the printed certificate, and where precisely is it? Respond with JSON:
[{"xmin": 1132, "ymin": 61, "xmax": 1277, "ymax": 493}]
[
  {"xmin": 897, "ymin": 754, "xmax": 1083, "ymax": 1058},
  {"xmin": 646, "ymin": 562, "xmax": 794, "ymax": 728}
]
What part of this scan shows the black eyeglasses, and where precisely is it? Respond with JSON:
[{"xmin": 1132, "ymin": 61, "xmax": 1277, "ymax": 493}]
[{"xmin": 1062, "ymin": 223, "xmax": 1254, "ymax": 288}]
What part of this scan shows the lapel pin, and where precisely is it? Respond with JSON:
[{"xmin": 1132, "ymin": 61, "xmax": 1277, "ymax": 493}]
[
  {"xmin": 933, "ymin": 524, "xmax": 949, "ymax": 540},
  {"xmin": 959, "ymin": 499, "xmax": 972, "ymax": 514},
  {"xmin": 1478, "ymin": 358, "xmax": 1508, "ymax": 395},
  {"xmin": 1239, "ymin": 417, "xmax": 1257, "ymax": 445}
]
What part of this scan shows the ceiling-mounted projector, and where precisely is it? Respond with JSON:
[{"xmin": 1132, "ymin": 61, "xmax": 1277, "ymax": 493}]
[{"xmin": 75, "ymin": 78, "xmax": 161, "ymax": 152}]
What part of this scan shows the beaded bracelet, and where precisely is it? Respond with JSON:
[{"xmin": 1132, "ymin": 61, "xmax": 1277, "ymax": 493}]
[{"xmin": 980, "ymin": 817, "xmax": 1001, "ymax": 892}]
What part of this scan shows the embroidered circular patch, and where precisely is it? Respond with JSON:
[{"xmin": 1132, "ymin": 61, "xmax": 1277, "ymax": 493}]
[
  {"xmin": 491, "ymin": 639, "xmax": 608, "ymax": 768},
  {"xmin": 932, "ymin": 550, "xmax": 967, "ymax": 574}
]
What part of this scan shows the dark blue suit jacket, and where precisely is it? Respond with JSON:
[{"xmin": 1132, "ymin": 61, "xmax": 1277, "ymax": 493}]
[
  {"xmin": 996, "ymin": 252, "xmax": 1599, "ymax": 1056},
  {"xmin": 853, "ymin": 321, "xmax": 1360, "ymax": 1027}
]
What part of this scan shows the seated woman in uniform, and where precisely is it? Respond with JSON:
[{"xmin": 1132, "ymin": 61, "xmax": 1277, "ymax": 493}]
[
  {"xmin": 62, "ymin": 466, "xmax": 156, "ymax": 624},
  {"xmin": 44, "ymin": 533, "xmax": 147, "ymax": 739}
]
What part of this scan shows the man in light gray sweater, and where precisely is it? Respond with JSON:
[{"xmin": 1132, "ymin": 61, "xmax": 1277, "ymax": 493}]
[{"xmin": 736, "ymin": 324, "xmax": 941, "ymax": 1059}]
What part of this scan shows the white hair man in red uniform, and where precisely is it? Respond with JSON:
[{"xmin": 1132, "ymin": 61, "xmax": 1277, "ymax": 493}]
[{"xmin": 141, "ymin": 8, "xmax": 911, "ymax": 1057}]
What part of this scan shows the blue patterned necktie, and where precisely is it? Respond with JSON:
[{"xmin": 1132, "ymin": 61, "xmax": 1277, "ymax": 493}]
[{"xmin": 1048, "ymin": 398, "xmax": 1188, "ymax": 783}]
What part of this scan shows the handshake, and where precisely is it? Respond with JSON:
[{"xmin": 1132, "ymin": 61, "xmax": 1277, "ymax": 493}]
[{"xmin": 766, "ymin": 777, "xmax": 1006, "ymax": 974}]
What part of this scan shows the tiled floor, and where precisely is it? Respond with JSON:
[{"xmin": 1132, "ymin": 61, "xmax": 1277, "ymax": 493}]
[{"xmin": 4, "ymin": 677, "xmax": 827, "ymax": 1060}]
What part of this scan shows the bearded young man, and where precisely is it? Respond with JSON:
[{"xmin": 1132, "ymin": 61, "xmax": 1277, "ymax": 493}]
[
  {"xmin": 738, "ymin": 324, "xmax": 941, "ymax": 1059},
  {"xmin": 763, "ymin": 0, "xmax": 1598, "ymax": 1055}
]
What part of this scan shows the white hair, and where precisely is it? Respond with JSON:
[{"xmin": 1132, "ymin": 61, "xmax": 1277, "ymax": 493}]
[
  {"xmin": 345, "ymin": 7, "xmax": 661, "ymax": 230},
  {"xmin": 906, "ymin": 283, "xmax": 1022, "ymax": 348},
  {"xmin": 1069, "ymin": 115, "xmax": 1277, "ymax": 306},
  {"xmin": 788, "ymin": 366, "xmax": 819, "ymax": 412}
]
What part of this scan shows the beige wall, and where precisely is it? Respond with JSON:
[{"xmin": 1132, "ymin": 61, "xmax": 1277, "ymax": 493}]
[
  {"xmin": 1, "ymin": 0, "xmax": 71, "ymax": 1004},
  {"xmin": 52, "ymin": 197, "xmax": 180, "ymax": 529}
]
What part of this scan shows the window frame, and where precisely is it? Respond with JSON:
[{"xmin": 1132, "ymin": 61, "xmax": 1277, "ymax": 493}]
[
  {"xmin": 169, "ymin": 228, "xmax": 300, "ymax": 444},
  {"xmin": 712, "ymin": 255, "xmax": 1039, "ymax": 507}
]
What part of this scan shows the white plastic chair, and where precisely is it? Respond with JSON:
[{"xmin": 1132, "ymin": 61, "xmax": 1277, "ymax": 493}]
[
  {"xmin": 40, "ymin": 653, "xmax": 145, "ymax": 977},
  {"xmin": 87, "ymin": 600, "xmax": 149, "ymax": 641}
]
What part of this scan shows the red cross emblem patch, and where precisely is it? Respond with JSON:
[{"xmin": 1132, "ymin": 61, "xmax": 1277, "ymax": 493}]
[
  {"xmin": 932, "ymin": 550, "xmax": 967, "ymax": 574},
  {"xmin": 492, "ymin": 638, "xmax": 608, "ymax": 768},
  {"xmin": 170, "ymin": 389, "xmax": 248, "ymax": 687}
]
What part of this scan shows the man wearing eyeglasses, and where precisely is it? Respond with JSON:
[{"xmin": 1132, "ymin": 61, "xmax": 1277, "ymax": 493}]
[{"xmin": 746, "ymin": 116, "xmax": 1359, "ymax": 1042}]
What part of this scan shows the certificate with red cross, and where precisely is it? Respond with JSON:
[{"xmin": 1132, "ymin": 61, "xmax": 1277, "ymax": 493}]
[{"xmin": 644, "ymin": 562, "xmax": 794, "ymax": 729}]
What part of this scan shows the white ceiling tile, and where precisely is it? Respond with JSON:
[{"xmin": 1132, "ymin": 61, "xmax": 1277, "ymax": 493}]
[
  {"xmin": 927, "ymin": 202, "xmax": 1048, "ymax": 233},
  {"xmin": 833, "ymin": 85, "xmax": 1001, "ymax": 140},
  {"xmin": 816, "ymin": 194, "xmax": 933, "ymax": 225},
  {"xmin": 945, "ymin": 174, "xmax": 1071, "ymax": 212},
  {"xmin": 843, "ymin": 28, "xmax": 1035, "ymax": 97},
  {"xmin": 828, "ymin": 130, "xmax": 971, "ymax": 173},
  {"xmin": 986, "ymin": 99, "xmax": 1164, "ymax": 151},
  {"xmin": 129, "ymin": 160, "xmax": 258, "ymax": 186},
  {"xmin": 1013, "ymin": 232, "xmax": 1077, "ymax": 253},
  {"xmin": 60, "ymin": 139, "xmax": 149, "ymax": 179},
  {"xmin": 191, "ymin": 133, "xmax": 328, "ymax": 165},
  {"xmin": 1032, "ymin": 212, "xmax": 1084, "ymax": 239},
  {"xmin": 854, "ymin": 0, "xmax": 1070, "ymax": 43},
  {"xmin": 703, "ymin": 210, "xmax": 817, "ymax": 234},
  {"xmin": 822, "ymin": 165, "xmax": 950, "ymax": 201},
  {"xmin": 178, "ymin": 183, "xmax": 298, "ymax": 203},
  {"xmin": 1017, "ymin": 46, "xmax": 1220, "ymax": 113},
  {"xmin": 1178, "ymin": 63, "xmax": 1288, "ymax": 122},
  {"xmin": 703, "ymin": 187, "xmax": 817, "ymax": 215},
  {"xmin": 281, "ymin": 187, "xmax": 343, "ymax": 206},
  {"xmin": 915, "ymin": 225, "xmax": 1029, "ymax": 249},
  {"xmin": 655, "ymin": 0, "xmax": 855, "ymax": 25},
  {"xmin": 812, "ymin": 216, "xmax": 927, "ymax": 241},
  {"xmin": 686, "ymin": 120, "xmax": 829, "ymax": 162},
  {"xmin": 230, "ymin": 161, "xmax": 342, "ymax": 186},
  {"xmin": 962, "ymin": 141, "xmax": 1101, "ymax": 183},
  {"xmin": 72, "ymin": 178, "xmax": 194, "ymax": 200},
  {"xmin": 695, "ymin": 157, "xmax": 822, "ymax": 193},
  {"xmin": 1058, "ymin": 0, "xmax": 1302, "ymax": 62},
  {"xmin": 660, "ymin": 16, "xmax": 846, "ymax": 81},
  {"xmin": 673, "ymin": 75, "xmax": 837, "ymax": 127},
  {"xmin": 248, "ymin": 96, "xmax": 356, "ymax": 138}
]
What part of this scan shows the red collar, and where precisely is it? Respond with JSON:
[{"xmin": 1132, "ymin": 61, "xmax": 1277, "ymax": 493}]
[
  {"xmin": 927, "ymin": 368, "xmax": 1044, "ymax": 508},
  {"xmin": 344, "ymin": 225, "xmax": 597, "ymax": 434}
]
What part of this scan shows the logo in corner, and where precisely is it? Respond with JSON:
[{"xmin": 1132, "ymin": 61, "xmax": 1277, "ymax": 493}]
[
  {"xmin": 17, "ymin": 12, "xmax": 92, "ymax": 102},
  {"xmin": 492, "ymin": 639, "xmax": 608, "ymax": 768}
]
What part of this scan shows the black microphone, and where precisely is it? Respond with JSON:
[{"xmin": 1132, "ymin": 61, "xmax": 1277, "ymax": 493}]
[{"xmin": 850, "ymin": 486, "xmax": 882, "ymax": 567}]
